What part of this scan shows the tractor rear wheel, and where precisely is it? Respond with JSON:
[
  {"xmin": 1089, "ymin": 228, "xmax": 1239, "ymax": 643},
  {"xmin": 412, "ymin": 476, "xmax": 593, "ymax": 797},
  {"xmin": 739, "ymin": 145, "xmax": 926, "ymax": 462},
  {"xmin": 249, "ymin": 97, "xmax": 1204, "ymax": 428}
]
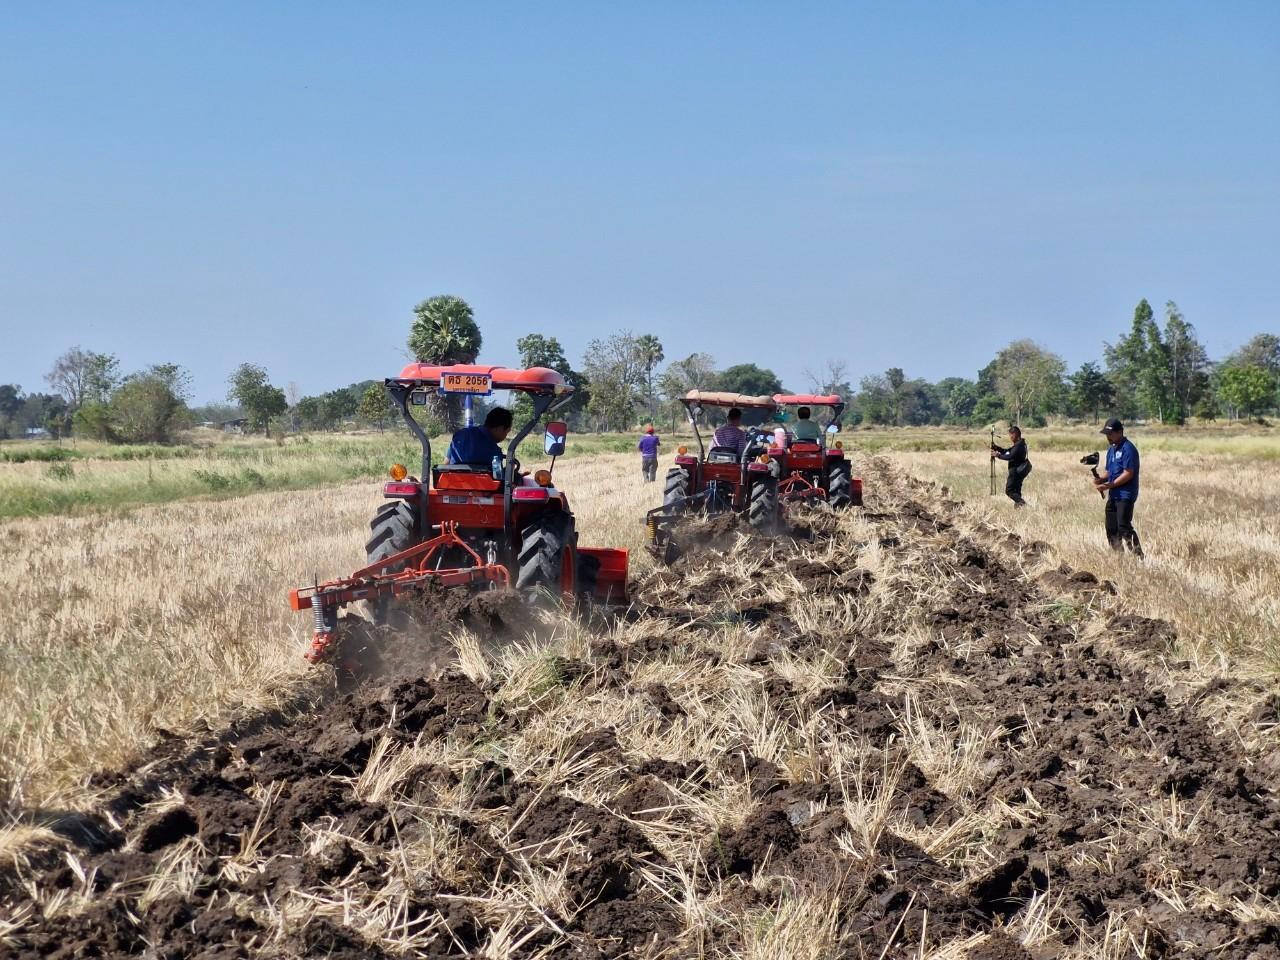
[
  {"xmin": 663, "ymin": 467, "xmax": 691, "ymax": 512},
  {"xmin": 364, "ymin": 500, "xmax": 419, "ymax": 624},
  {"xmin": 747, "ymin": 477, "xmax": 780, "ymax": 532},
  {"xmin": 827, "ymin": 461, "xmax": 853, "ymax": 509},
  {"xmin": 516, "ymin": 509, "xmax": 576, "ymax": 605}
]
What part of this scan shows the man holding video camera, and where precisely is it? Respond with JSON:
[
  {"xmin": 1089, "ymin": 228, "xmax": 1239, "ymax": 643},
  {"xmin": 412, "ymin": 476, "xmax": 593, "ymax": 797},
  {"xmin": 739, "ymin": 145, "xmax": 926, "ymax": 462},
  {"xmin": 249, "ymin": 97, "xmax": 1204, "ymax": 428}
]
[{"xmin": 1094, "ymin": 418, "xmax": 1143, "ymax": 558}]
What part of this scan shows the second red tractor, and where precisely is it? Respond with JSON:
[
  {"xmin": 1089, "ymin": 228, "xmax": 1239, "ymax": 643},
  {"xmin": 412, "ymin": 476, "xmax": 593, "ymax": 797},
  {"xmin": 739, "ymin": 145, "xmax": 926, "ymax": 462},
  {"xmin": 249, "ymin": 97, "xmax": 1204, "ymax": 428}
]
[
  {"xmin": 767, "ymin": 394, "xmax": 862, "ymax": 508},
  {"xmin": 659, "ymin": 390, "xmax": 782, "ymax": 530}
]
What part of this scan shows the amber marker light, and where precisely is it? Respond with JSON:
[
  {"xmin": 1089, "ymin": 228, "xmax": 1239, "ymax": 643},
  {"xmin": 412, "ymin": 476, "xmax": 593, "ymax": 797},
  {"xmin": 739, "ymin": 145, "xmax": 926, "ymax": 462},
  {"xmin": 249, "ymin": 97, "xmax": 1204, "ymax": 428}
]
[
  {"xmin": 534, "ymin": 469, "xmax": 553, "ymax": 487},
  {"xmin": 389, "ymin": 463, "xmax": 408, "ymax": 480}
]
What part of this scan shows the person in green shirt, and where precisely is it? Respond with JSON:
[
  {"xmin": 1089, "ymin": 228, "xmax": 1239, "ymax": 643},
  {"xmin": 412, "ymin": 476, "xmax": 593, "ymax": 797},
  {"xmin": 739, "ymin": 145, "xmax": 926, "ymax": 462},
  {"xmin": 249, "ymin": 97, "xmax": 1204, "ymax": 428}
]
[{"xmin": 791, "ymin": 406, "xmax": 823, "ymax": 442}]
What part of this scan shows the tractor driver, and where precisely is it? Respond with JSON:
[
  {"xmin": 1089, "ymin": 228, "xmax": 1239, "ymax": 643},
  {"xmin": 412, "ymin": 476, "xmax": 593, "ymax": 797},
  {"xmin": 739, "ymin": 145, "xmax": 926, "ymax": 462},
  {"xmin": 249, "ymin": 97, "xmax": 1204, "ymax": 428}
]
[
  {"xmin": 713, "ymin": 407, "xmax": 748, "ymax": 458},
  {"xmin": 446, "ymin": 407, "xmax": 513, "ymax": 466},
  {"xmin": 791, "ymin": 407, "xmax": 822, "ymax": 442}
]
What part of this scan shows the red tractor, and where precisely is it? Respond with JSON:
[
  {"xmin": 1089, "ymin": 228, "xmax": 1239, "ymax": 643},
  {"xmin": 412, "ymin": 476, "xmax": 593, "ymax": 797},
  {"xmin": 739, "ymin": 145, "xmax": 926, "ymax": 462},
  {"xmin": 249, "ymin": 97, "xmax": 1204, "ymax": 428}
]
[
  {"xmin": 647, "ymin": 391, "xmax": 783, "ymax": 553},
  {"xmin": 767, "ymin": 394, "xmax": 862, "ymax": 508},
  {"xmin": 289, "ymin": 364, "xmax": 628, "ymax": 664}
]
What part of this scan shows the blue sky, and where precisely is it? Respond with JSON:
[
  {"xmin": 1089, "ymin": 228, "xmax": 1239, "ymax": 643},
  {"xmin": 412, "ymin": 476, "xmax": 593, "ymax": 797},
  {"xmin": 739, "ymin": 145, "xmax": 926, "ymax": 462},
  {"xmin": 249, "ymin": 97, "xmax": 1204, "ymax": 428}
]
[{"xmin": 2, "ymin": 2, "xmax": 1278, "ymax": 403}]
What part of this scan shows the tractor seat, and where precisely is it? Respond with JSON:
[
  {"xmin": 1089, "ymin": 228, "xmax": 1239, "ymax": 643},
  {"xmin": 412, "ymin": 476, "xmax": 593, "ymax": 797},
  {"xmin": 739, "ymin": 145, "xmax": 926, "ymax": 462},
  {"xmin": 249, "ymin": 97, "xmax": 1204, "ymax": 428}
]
[
  {"xmin": 433, "ymin": 464, "xmax": 502, "ymax": 492},
  {"xmin": 707, "ymin": 446, "xmax": 741, "ymax": 464}
]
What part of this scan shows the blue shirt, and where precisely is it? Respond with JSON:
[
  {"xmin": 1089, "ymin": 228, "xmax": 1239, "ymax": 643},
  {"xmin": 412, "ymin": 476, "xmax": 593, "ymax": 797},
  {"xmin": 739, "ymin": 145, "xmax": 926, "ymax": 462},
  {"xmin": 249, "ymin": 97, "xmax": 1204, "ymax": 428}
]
[
  {"xmin": 446, "ymin": 425, "xmax": 504, "ymax": 465},
  {"xmin": 1106, "ymin": 438, "xmax": 1140, "ymax": 501},
  {"xmin": 637, "ymin": 434, "xmax": 660, "ymax": 458}
]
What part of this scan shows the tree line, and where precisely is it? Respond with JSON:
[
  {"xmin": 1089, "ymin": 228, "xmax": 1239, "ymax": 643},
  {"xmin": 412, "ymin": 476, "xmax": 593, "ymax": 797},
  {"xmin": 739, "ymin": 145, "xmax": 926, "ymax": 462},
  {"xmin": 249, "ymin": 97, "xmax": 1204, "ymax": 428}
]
[
  {"xmin": 408, "ymin": 295, "xmax": 1280, "ymax": 430},
  {"xmin": 4, "ymin": 295, "xmax": 1277, "ymax": 443}
]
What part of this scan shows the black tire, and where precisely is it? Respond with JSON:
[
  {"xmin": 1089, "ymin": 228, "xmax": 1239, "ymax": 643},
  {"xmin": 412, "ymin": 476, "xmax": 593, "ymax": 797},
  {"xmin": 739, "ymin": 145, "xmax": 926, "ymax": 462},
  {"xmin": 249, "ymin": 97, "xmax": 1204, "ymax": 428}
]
[
  {"xmin": 826, "ymin": 461, "xmax": 853, "ymax": 509},
  {"xmin": 364, "ymin": 500, "xmax": 418, "ymax": 624},
  {"xmin": 747, "ymin": 477, "xmax": 779, "ymax": 532},
  {"xmin": 516, "ymin": 509, "xmax": 575, "ymax": 597},
  {"xmin": 663, "ymin": 467, "xmax": 691, "ymax": 512}
]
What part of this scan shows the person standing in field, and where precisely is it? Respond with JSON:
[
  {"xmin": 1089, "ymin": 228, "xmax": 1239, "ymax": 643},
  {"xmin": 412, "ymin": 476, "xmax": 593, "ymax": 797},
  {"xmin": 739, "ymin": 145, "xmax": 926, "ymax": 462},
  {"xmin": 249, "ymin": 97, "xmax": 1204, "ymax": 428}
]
[
  {"xmin": 991, "ymin": 425, "xmax": 1031, "ymax": 507},
  {"xmin": 637, "ymin": 425, "xmax": 661, "ymax": 482},
  {"xmin": 1094, "ymin": 418, "xmax": 1144, "ymax": 558}
]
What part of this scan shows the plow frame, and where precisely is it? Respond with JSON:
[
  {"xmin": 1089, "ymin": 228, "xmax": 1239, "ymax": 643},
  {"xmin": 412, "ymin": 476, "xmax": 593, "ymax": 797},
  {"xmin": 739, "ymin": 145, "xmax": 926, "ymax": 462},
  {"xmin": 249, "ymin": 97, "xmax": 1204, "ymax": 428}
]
[
  {"xmin": 777, "ymin": 471, "xmax": 827, "ymax": 504},
  {"xmin": 289, "ymin": 522, "xmax": 511, "ymax": 663}
]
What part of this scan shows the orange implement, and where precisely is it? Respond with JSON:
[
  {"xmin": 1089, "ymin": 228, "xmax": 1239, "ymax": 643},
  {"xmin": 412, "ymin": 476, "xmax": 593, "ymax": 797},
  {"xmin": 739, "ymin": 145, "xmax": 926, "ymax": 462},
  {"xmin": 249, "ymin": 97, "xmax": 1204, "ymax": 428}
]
[{"xmin": 289, "ymin": 522, "xmax": 510, "ymax": 663}]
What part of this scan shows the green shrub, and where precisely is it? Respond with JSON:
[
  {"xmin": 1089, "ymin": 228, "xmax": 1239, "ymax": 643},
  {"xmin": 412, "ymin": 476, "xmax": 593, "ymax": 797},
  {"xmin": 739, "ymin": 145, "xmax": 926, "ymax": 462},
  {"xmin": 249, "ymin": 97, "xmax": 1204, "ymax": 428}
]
[
  {"xmin": 46, "ymin": 462, "xmax": 75, "ymax": 481},
  {"xmin": 1, "ymin": 447, "xmax": 77, "ymax": 464},
  {"xmin": 192, "ymin": 469, "xmax": 233, "ymax": 490},
  {"xmin": 73, "ymin": 403, "xmax": 117, "ymax": 442}
]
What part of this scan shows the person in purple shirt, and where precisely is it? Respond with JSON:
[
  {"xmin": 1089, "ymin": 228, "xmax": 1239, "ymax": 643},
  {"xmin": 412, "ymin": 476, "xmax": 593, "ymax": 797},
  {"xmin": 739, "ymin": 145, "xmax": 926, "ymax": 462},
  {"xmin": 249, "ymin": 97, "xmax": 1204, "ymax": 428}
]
[
  {"xmin": 637, "ymin": 425, "xmax": 661, "ymax": 481},
  {"xmin": 712, "ymin": 408, "xmax": 748, "ymax": 458}
]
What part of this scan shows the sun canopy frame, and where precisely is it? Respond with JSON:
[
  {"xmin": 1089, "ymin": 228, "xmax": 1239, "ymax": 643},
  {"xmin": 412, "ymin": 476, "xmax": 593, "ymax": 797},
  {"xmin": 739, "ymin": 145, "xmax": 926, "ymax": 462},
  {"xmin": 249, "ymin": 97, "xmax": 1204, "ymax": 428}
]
[
  {"xmin": 393, "ymin": 364, "xmax": 569, "ymax": 395},
  {"xmin": 681, "ymin": 390, "xmax": 777, "ymax": 410}
]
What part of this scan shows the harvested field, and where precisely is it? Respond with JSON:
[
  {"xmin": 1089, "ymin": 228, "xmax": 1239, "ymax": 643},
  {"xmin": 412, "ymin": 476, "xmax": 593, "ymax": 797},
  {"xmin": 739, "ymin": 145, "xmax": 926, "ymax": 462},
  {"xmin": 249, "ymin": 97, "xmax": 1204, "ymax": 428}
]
[
  {"xmin": 4, "ymin": 455, "xmax": 1280, "ymax": 957},
  {"xmin": 0, "ymin": 453, "xmax": 659, "ymax": 808}
]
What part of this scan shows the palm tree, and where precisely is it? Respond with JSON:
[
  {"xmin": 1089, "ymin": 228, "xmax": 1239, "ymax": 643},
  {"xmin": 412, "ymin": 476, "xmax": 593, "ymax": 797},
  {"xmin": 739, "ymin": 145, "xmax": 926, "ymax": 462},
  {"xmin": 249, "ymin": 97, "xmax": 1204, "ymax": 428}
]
[
  {"xmin": 635, "ymin": 334, "xmax": 665, "ymax": 419},
  {"xmin": 407, "ymin": 296, "xmax": 483, "ymax": 430}
]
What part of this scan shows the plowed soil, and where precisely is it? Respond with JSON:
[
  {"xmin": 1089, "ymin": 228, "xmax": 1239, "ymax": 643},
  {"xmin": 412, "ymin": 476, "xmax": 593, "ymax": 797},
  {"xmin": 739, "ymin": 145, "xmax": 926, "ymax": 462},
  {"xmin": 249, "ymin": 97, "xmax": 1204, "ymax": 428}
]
[{"xmin": 4, "ymin": 456, "xmax": 1279, "ymax": 958}]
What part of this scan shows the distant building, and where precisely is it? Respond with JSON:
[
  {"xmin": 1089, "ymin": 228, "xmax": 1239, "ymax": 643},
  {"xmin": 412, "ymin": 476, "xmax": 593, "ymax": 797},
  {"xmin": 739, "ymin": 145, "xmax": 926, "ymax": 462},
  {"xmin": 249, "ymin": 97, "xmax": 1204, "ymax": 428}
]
[
  {"xmin": 24, "ymin": 427, "xmax": 50, "ymax": 439},
  {"xmin": 220, "ymin": 418, "xmax": 249, "ymax": 433}
]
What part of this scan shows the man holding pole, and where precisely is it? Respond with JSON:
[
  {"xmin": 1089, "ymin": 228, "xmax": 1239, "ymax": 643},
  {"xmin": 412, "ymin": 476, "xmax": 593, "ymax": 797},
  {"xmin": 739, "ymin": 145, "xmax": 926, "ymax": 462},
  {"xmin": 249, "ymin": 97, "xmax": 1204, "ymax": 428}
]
[{"xmin": 991, "ymin": 425, "xmax": 1031, "ymax": 507}]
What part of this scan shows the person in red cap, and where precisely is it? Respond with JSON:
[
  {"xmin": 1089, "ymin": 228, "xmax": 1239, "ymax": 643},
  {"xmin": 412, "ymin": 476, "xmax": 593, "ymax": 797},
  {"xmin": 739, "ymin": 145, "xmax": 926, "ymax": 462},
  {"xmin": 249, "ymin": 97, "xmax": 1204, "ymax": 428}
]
[{"xmin": 637, "ymin": 425, "xmax": 661, "ymax": 482}]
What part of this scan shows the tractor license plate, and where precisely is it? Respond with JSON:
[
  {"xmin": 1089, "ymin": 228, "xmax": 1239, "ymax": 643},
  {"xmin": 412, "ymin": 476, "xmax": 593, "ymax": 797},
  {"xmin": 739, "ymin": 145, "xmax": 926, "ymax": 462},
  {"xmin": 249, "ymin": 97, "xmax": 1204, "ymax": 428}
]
[
  {"xmin": 439, "ymin": 373, "xmax": 493, "ymax": 395},
  {"xmin": 442, "ymin": 495, "xmax": 470, "ymax": 504}
]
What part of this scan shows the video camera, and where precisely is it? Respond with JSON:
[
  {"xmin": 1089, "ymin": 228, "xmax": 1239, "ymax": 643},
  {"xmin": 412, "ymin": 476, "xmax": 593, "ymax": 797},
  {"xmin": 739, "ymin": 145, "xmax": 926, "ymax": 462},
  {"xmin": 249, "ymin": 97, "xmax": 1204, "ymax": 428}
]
[{"xmin": 1081, "ymin": 452, "xmax": 1105, "ymax": 498}]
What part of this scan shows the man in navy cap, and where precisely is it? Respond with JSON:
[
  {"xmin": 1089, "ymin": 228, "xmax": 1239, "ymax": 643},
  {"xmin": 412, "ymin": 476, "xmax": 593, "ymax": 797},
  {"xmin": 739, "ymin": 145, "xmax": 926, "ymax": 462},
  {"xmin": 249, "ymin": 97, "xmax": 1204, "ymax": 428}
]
[{"xmin": 1094, "ymin": 418, "xmax": 1143, "ymax": 558}]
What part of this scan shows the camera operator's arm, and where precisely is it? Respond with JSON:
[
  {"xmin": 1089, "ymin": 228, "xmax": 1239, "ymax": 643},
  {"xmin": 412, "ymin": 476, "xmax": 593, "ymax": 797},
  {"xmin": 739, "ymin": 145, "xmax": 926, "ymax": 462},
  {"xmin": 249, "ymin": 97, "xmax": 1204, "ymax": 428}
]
[{"xmin": 1095, "ymin": 467, "xmax": 1134, "ymax": 491}]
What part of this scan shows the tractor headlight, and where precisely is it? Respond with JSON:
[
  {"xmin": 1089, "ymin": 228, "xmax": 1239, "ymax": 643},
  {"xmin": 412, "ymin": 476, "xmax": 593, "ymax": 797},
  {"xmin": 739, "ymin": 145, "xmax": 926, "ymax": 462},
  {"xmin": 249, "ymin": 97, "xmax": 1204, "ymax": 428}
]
[{"xmin": 389, "ymin": 463, "xmax": 408, "ymax": 480}]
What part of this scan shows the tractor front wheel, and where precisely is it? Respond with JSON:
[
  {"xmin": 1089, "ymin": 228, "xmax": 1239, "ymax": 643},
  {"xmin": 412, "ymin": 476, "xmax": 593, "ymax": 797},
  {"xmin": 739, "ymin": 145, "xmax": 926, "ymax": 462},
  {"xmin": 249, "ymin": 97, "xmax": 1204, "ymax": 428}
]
[
  {"xmin": 516, "ymin": 509, "xmax": 576, "ymax": 606},
  {"xmin": 826, "ymin": 461, "xmax": 853, "ymax": 509},
  {"xmin": 747, "ymin": 477, "xmax": 780, "ymax": 533}
]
